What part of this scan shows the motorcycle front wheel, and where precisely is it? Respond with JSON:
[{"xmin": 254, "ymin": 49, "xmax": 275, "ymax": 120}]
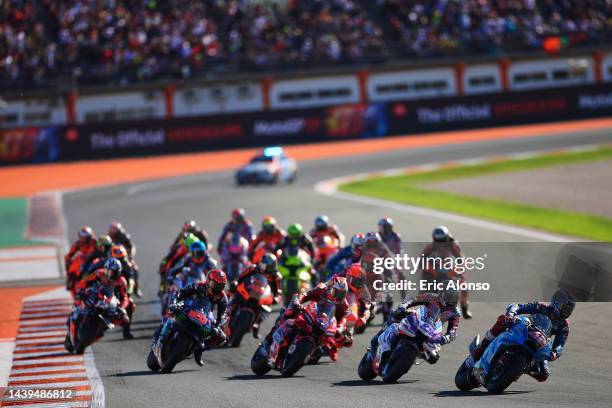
[
  {"xmin": 74, "ymin": 317, "xmax": 102, "ymax": 354},
  {"xmin": 357, "ymin": 352, "xmax": 377, "ymax": 381},
  {"xmin": 147, "ymin": 349, "xmax": 160, "ymax": 372},
  {"xmin": 161, "ymin": 332, "xmax": 191, "ymax": 373},
  {"xmin": 280, "ymin": 338, "xmax": 314, "ymax": 377},
  {"xmin": 455, "ymin": 360, "xmax": 480, "ymax": 391},
  {"xmin": 486, "ymin": 353, "xmax": 528, "ymax": 394},
  {"xmin": 230, "ymin": 309, "xmax": 254, "ymax": 348},
  {"xmin": 381, "ymin": 337, "xmax": 418, "ymax": 383},
  {"xmin": 251, "ymin": 344, "xmax": 271, "ymax": 376}
]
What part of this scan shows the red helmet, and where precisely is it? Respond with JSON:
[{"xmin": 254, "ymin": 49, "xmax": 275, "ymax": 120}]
[
  {"xmin": 346, "ymin": 263, "xmax": 364, "ymax": 292},
  {"xmin": 231, "ymin": 208, "xmax": 245, "ymax": 223},
  {"xmin": 79, "ymin": 225, "xmax": 95, "ymax": 241},
  {"xmin": 111, "ymin": 244, "xmax": 128, "ymax": 259},
  {"xmin": 207, "ymin": 269, "xmax": 227, "ymax": 294},
  {"xmin": 327, "ymin": 276, "xmax": 348, "ymax": 304}
]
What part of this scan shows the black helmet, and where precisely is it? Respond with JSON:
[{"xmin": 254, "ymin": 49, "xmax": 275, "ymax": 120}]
[{"xmin": 551, "ymin": 289, "xmax": 575, "ymax": 319}]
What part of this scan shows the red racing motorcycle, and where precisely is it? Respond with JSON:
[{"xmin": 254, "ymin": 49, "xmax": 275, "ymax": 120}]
[{"xmin": 250, "ymin": 299, "xmax": 338, "ymax": 377}]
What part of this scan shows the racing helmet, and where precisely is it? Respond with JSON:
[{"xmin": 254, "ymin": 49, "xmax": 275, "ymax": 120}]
[
  {"xmin": 346, "ymin": 263, "xmax": 365, "ymax": 292},
  {"xmin": 350, "ymin": 233, "xmax": 365, "ymax": 252},
  {"xmin": 108, "ymin": 221, "xmax": 123, "ymax": 235},
  {"xmin": 378, "ymin": 217, "xmax": 394, "ymax": 234},
  {"xmin": 207, "ymin": 269, "xmax": 227, "ymax": 294},
  {"xmin": 104, "ymin": 258, "xmax": 122, "ymax": 280},
  {"xmin": 551, "ymin": 289, "xmax": 575, "ymax": 319},
  {"xmin": 262, "ymin": 216, "xmax": 277, "ymax": 233},
  {"xmin": 432, "ymin": 226, "xmax": 451, "ymax": 242},
  {"xmin": 259, "ymin": 253, "xmax": 277, "ymax": 273},
  {"xmin": 287, "ymin": 223, "xmax": 303, "ymax": 240},
  {"xmin": 232, "ymin": 208, "xmax": 245, "ymax": 223},
  {"xmin": 190, "ymin": 241, "xmax": 207, "ymax": 263},
  {"xmin": 182, "ymin": 220, "xmax": 197, "ymax": 232},
  {"xmin": 314, "ymin": 215, "xmax": 329, "ymax": 231},
  {"xmin": 327, "ymin": 276, "xmax": 348, "ymax": 304},
  {"xmin": 79, "ymin": 225, "xmax": 95, "ymax": 242},
  {"xmin": 97, "ymin": 235, "xmax": 113, "ymax": 252},
  {"xmin": 183, "ymin": 233, "xmax": 199, "ymax": 249},
  {"xmin": 111, "ymin": 244, "xmax": 128, "ymax": 260}
]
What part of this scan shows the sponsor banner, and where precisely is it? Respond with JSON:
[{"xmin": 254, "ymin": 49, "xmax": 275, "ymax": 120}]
[
  {"xmin": 0, "ymin": 127, "xmax": 61, "ymax": 164},
  {"xmin": 2, "ymin": 83, "xmax": 611, "ymax": 165}
]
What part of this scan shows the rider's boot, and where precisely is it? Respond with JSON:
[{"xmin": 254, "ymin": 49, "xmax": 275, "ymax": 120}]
[
  {"xmin": 461, "ymin": 302, "xmax": 473, "ymax": 319},
  {"xmin": 123, "ymin": 324, "xmax": 134, "ymax": 340},
  {"xmin": 194, "ymin": 347, "xmax": 204, "ymax": 366},
  {"xmin": 252, "ymin": 322, "xmax": 260, "ymax": 339}
]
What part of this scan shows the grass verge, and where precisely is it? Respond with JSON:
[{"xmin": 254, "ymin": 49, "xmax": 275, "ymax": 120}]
[
  {"xmin": 339, "ymin": 147, "xmax": 612, "ymax": 241},
  {"xmin": 0, "ymin": 197, "xmax": 42, "ymax": 247}
]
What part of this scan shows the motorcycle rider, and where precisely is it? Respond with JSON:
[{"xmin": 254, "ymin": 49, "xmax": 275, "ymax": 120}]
[
  {"xmin": 378, "ymin": 217, "xmax": 401, "ymax": 255},
  {"xmin": 368, "ymin": 289, "xmax": 461, "ymax": 364},
  {"xmin": 470, "ymin": 289, "xmax": 574, "ymax": 382},
  {"xmin": 261, "ymin": 276, "xmax": 352, "ymax": 361},
  {"xmin": 248, "ymin": 216, "xmax": 285, "ymax": 261},
  {"xmin": 76, "ymin": 258, "xmax": 135, "ymax": 339},
  {"xmin": 168, "ymin": 241, "xmax": 217, "ymax": 282},
  {"xmin": 309, "ymin": 215, "xmax": 344, "ymax": 248},
  {"xmin": 108, "ymin": 221, "xmax": 142, "ymax": 297},
  {"xmin": 172, "ymin": 220, "xmax": 210, "ymax": 251},
  {"xmin": 65, "ymin": 226, "xmax": 97, "ymax": 292},
  {"xmin": 217, "ymin": 208, "xmax": 255, "ymax": 254},
  {"xmin": 161, "ymin": 269, "xmax": 229, "ymax": 366},
  {"xmin": 422, "ymin": 226, "xmax": 472, "ymax": 319},
  {"xmin": 159, "ymin": 233, "xmax": 199, "ymax": 292},
  {"xmin": 81, "ymin": 235, "xmax": 114, "ymax": 277},
  {"xmin": 325, "ymin": 233, "xmax": 365, "ymax": 277},
  {"xmin": 230, "ymin": 253, "xmax": 283, "ymax": 338},
  {"xmin": 339, "ymin": 263, "xmax": 373, "ymax": 333},
  {"xmin": 275, "ymin": 223, "xmax": 315, "ymax": 259}
]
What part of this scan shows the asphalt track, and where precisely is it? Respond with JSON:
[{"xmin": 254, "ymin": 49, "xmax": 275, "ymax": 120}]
[{"xmin": 63, "ymin": 129, "xmax": 612, "ymax": 408}]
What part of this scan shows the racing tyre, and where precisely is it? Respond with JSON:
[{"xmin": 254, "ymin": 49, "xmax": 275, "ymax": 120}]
[
  {"xmin": 281, "ymin": 339, "xmax": 313, "ymax": 377},
  {"xmin": 455, "ymin": 361, "xmax": 479, "ymax": 391},
  {"xmin": 381, "ymin": 338, "xmax": 418, "ymax": 383},
  {"xmin": 486, "ymin": 353, "xmax": 528, "ymax": 394},
  {"xmin": 230, "ymin": 310, "xmax": 254, "ymax": 348},
  {"xmin": 161, "ymin": 332, "xmax": 191, "ymax": 373},
  {"xmin": 251, "ymin": 344, "xmax": 271, "ymax": 376},
  {"xmin": 357, "ymin": 352, "xmax": 377, "ymax": 381},
  {"xmin": 147, "ymin": 350, "xmax": 160, "ymax": 372},
  {"xmin": 74, "ymin": 318, "xmax": 101, "ymax": 354}
]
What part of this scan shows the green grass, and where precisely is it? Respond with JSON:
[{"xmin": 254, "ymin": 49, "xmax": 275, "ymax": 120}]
[
  {"xmin": 340, "ymin": 147, "xmax": 612, "ymax": 241},
  {"xmin": 0, "ymin": 198, "xmax": 42, "ymax": 247}
]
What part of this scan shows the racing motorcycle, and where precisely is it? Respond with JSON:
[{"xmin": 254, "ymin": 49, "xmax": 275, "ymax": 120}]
[
  {"xmin": 313, "ymin": 235, "xmax": 339, "ymax": 283},
  {"xmin": 147, "ymin": 297, "xmax": 218, "ymax": 373},
  {"xmin": 226, "ymin": 273, "xmax": 275, "ymax": 347},
  {"xmin": 161, "ymin": 266, "xmax": 205, "ymax": 316},
  {"xmin": 358, "ymin": 304, "xmax": 443, "ymax": 383},
  {"xmin": 251, "ymin": 299, "xmax": 338, "ymax": 377},
  {"xmin": 222, "ymin": 234, "xmax": 250, "ymax": 284},
  {"xmin": 455, "ymin": 313, "xmax": 553, "ymax": 394},
  {"xmin": 278, "ymin": 246, "xmax": 312, "ymax": 305},
  {"xmin": 65, "ymin": 286, "xmax": 122, "ymax": 354}
]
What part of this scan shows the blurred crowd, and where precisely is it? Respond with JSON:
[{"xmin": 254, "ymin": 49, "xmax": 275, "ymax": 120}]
[{"xmin": 1, "ymin": 0, "xmax": 610, "ymax": 88}]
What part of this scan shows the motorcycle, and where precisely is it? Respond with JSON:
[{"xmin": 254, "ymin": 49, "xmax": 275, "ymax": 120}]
[
  {"xmin": 455, "ymin": 314, "xmax": 553, "ymax": 394},
  {"xmin": 222, "ymin": 234, "xmax": 250, "ymax": 284},
  {"xmin": 65, "ymin": 286, "xmax": 122, "ymax": 354},
  {"xmin": 278, "ymin": 246, "xmax": 312, "ymax": 305},
  {"xmin": 226, "ymin": 273, "xmax": 274, "ymax": 347},
  {"xmin": 251, "ymin": 299, "xmax": 338, "ymax": 377},
  {"xmin": 313, "ymin": 235, "xmax": 339, "ymax": 283},
  {"xmin": 358, "ymin": 304, "xmax": 443, "ymax": 383},
  {"xmin": 147, "ymin": 297, "xmax": 218, "ymax": 373},
  {"xmin": 251, "ymin": 241, "xmax": 278, "ymax": 264},
  {"xmin": 66, "ymin": 253, "xmax": 89, "ymax": 294}
]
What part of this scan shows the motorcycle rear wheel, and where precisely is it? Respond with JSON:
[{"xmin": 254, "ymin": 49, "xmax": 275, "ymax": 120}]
[
  {"xmin": 230, "ymin": 310, "xmax": 254, "ymax": 348},
  {"xmin": 381, "ymin": 338, "xmax": 418, "ymax": 383},
  {"xmin": 281, "ymin": 339, "xmax": 313, "ymax": 377}
]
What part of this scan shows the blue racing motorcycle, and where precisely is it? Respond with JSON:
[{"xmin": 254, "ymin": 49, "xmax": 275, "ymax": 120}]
[{"xmin": 455, "ymin": 313, "xmax": 552, "ymax": 394}]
